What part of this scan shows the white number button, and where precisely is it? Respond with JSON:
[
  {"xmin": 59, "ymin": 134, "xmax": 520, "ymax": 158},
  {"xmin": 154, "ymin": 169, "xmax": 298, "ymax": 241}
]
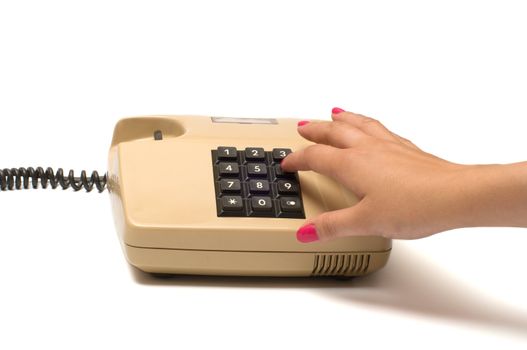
[
  {"xmin": 249, "ymin": 180, "xmax": 270, "ymax": 193},
  {"xmin": 247, "ymin": 163, "xmax": 268, "ymax": 177},
  {"xmin": 217, "ymin": 146, "xmax": 238, "ymax": 160},
  {"xmin": 245, "ymin": 147, "xmax": 265, "ymax": 160},
  {"xmin": 251, "ymin": 196, "xmax": 273, "ymax": 212},
  {"xmin": 277, "ymin": 180, "xmax": 298, "ymax": 194},
  {"xmin": 272, "ymin": 148, "xmax": 292, "ymax": 161},
  {"xmin": 219, "ymin": 162, "xmax": 239, "ymax": 176}
]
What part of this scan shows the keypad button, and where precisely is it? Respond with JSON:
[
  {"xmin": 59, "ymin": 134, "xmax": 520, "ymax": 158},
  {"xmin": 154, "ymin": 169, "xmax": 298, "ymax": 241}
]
[
  {"xmin": 247, "ymin": 163, "xmax": 268, "ymax": 177},
  {"xmin": 217, "ymin": 146, "xmax": 238, "ymax": 160},
  {"xmin": 251, "ymin": 196, "xmax": 273, "ymax": 212},
  {"xmin": 279, "ymin": 197, "xmax": 303, "ymax": 212},
  {"xmin": 218, "ymin": 162, "xmax": 239, "ymax": 176},
  {"xmin": 221, "ymin": 196, "xmax": 244, "ymax": 211},
  {"xmin": 272, "ymin": 148, "xmax": 292, "ymax": 162},
  {"xmin": 245, "ymin": 147, "xmax": 265, "ymax": 160},
  {"xmin": 273, "ymin": 164, "xmax": 295, "ymax": 178},
  {"xmin": 248, "ymin": 179, "xmax": 270, "ymax": 193},
  {"xmin": 220, "ymin": 179, "xmax": 241, "ymax": 193},
  {"xmin": 277, "ymin": 180, "xmax": 299, "ymax": 194}
]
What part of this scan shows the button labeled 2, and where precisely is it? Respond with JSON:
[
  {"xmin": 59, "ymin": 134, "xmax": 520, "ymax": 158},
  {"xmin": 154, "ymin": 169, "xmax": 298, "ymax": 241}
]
[{"xmin": 245, "ymin": 147, "xmax": 265, "ymax": 160}]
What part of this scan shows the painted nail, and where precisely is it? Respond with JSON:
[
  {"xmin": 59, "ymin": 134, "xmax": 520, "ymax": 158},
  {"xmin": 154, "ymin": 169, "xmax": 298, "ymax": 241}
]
[
  {"xmin": 332, "ymin": 107, "xmax": 345, "ymax": 114},
  {"xmin": 297, "ymin": 120, "xmax": 310, "ymax": 127},
  {"xmin": 296, "ymin": 224, "xmax": 319, "ymax": 243}
]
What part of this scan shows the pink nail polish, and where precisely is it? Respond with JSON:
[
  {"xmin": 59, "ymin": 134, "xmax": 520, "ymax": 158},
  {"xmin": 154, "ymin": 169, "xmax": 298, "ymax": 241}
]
[
  {"xmin": 296, "ymin": 224, "xmax": 319, "ymax": 243},
  {"xmin": 297, "ymin": 120, "xmax": 310, "ymax": 127},
  {"xmin": 332, "ymin": 107, "xmax": 345, "ymax": 114}
]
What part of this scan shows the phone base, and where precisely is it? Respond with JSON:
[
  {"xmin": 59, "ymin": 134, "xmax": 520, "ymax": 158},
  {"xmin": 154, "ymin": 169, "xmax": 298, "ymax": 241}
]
[{"xmin": 124, "ymin": 244, "xmax": 391, "ymax": 277}]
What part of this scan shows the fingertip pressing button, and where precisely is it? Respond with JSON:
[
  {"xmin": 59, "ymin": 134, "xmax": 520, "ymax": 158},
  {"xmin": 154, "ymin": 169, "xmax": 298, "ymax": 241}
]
[{"xmin": 272, "ymin": 148, "xmax": 292, "ymax": 162}]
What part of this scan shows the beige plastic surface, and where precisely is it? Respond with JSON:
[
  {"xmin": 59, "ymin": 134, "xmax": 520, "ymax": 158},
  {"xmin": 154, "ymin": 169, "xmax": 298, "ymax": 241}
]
[{"xmin": 108, "ymin": 115, "xmax": 391, "ymax": 276}]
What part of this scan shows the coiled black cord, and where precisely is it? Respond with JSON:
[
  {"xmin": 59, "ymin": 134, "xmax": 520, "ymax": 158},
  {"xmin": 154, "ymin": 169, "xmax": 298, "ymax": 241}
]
[{"xmin": 0, "ymin": 167, "xmax": 107, "ymax": 192}]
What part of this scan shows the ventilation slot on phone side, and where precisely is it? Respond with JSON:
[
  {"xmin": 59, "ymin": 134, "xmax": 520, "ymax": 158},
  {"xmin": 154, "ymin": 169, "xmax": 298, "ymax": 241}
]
[{"xmin": 311, "ymin": 253, "xmax": 371, "ymax": 276}]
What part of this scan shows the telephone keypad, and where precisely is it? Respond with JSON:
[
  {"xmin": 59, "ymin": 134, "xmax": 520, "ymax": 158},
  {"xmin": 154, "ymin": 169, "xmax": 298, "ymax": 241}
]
[{"xmin": 213, "ymin": 147, "xmax": 305, "ymax": 218}]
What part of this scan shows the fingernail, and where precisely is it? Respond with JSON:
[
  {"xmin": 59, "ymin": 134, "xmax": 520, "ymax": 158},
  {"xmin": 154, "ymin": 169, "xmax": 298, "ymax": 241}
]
[
  {"xmin": 332, "ymin": 107, "xmax": 345, "ymax": 114},
  {"xmin": 296, "ymin": 224, "xmax": 319, "ymax": 243},
  {"xmin": 297, "ymin": 120, "xmax": 310, "ymax": 127}
]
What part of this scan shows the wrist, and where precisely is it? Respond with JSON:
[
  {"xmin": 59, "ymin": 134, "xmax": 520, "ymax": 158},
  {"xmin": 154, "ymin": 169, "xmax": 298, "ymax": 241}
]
[{"xmin": 448, "ymin": 162, "xmax": 527, "ymax": 229}]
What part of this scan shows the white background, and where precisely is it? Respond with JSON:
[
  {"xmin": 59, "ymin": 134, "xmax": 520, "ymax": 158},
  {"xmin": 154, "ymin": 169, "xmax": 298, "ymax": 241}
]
[{"xmin": 1, "ymin": 0, "xmax": 526, "ymax": 348}]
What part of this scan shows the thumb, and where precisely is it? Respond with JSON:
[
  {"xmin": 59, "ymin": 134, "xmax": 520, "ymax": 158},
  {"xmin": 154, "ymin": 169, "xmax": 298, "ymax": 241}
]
[{"xmin": 296, "ymin": 204, "xmax": 371, "ymax": 243}]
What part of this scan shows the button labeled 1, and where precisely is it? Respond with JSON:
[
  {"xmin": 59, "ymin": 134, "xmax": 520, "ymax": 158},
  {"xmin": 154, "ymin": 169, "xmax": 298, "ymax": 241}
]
[{"xmin": 217, "ymin": 146, "xmax": 238, "ymax": 160}]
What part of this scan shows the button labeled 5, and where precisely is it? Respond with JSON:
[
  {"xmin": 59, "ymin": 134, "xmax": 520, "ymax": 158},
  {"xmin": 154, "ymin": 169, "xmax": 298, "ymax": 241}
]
[{"xmin": 247, "ymin": 163, "xmax": 267, "ymax": 177}]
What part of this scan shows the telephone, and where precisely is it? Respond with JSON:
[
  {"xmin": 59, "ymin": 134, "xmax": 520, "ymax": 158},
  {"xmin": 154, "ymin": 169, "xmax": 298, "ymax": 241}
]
[{"xmin": 1, "ymin": 115, "xmax": 391, "ymax": 278}]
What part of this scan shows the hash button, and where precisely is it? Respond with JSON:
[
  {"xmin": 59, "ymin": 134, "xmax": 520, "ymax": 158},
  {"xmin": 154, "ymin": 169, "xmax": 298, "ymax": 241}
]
[{"xmin": 279, "ymin": 197, "xmax": 302, "ymax": 212}]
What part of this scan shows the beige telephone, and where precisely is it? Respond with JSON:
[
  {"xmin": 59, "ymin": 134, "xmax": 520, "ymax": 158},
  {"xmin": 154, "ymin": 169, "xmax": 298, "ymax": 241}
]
[{"xmin": 107, "ymin": 115, "xmax": 391, "ymax": 277}]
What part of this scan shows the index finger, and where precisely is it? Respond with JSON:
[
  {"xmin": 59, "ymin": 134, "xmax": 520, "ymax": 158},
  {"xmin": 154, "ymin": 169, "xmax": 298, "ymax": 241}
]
[{"xmin": 281, "ymin": 144, "xmax": 344, "ymax": 181}]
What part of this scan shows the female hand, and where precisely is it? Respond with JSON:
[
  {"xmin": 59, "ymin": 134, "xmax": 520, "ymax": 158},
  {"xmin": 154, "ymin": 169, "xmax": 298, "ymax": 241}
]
[{"xmin": 281, "ymin": 108, "xmax": 527, "ymax": 242}]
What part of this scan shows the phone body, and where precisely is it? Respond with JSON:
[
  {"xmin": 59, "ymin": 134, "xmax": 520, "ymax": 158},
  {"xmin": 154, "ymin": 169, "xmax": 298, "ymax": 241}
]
[{"xmin": 108, "ymin": 115, "xmax": 391, "ymax": 277}]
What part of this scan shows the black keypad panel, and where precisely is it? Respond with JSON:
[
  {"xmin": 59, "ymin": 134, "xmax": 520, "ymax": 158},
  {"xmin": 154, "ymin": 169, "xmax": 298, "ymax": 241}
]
[{"xmin": 212, "ymin": 147, "xmax": 305, "ymax": 218}]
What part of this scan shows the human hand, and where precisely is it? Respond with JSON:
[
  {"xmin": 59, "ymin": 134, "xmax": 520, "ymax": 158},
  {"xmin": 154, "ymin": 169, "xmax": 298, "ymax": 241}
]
[{"xmin": 281, "ymin": 108, "xmax": 527, "ymax": 242}]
